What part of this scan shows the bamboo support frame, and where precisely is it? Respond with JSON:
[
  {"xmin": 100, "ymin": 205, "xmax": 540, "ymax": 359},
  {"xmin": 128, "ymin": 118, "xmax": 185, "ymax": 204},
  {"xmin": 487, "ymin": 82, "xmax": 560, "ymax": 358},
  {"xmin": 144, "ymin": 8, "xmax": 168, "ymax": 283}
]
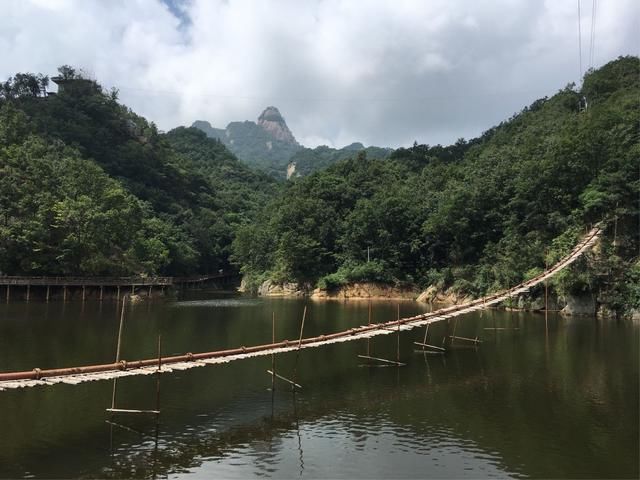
[
  {"xmin": 292, "ymin": 306, "xmax": 307, "ymax": 389},
  {"xmin": 413, "ymin": 342, "xmax": 445, "ymax": 351},
  {"xmin": 271, "ymin": 312, "xmax": 276, "ymax": 391},
  {"xmin": 110, "ymin": 297, "xmax": 127, "ymax": 411},
  {"xmin": 106, "ymin": 408, "xmax": 160, "ymax": 415},
  {"xmin": 267, "ymin": 370, "xmax": 302, "ymax": 390},
  {"xmin": 449, "ymin": 335, "xmax": 482, "ymax": 344},
  {"xmin": 358, "ymin": 355, "xmax": 405, "ymax": 366}
]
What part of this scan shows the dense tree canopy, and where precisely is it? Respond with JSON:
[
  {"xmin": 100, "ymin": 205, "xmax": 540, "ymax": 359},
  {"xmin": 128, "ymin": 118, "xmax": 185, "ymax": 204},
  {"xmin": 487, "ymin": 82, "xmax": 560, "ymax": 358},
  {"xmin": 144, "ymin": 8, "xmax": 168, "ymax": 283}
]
[
  {"xmin": 0, "ymin": 66, "xmax": 276, "ymax": 276},
  {"xmin": 232, "ymin": 56, "xmax": 639, "ymax": 315},
  {"xmin": 0, "ymin": 58, "xmax": 637, "ymax": 315}
]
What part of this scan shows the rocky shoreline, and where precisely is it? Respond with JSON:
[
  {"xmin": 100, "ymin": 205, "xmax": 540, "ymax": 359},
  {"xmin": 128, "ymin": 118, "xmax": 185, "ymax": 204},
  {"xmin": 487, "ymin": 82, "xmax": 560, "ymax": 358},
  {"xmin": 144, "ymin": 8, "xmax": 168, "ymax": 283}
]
[{"xmin": 246, "ymin": 279, "xmax": 638, "ymax": 320}]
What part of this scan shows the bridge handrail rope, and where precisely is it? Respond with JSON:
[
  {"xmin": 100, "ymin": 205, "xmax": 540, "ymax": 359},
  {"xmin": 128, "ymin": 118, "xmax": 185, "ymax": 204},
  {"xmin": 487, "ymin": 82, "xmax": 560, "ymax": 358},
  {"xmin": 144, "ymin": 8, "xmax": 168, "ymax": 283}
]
[{"xmin": 0, "ymin": 225, "xmax": 602, "ymax": 390}]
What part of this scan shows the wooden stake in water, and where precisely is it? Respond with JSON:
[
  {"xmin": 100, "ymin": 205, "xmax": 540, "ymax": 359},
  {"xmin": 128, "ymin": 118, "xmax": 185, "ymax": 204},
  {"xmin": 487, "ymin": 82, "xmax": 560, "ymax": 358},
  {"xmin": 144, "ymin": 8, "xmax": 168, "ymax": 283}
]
[
  {"xmin": 292, "ymin": 306, "xmax": 307, "ymax": 389},
  {"xmin": 422, "ymin": 323, "xmax": 429, "ymax": 348},
  {"xmin": 111, "ymin": 296, "xmax": 127, "ymax": 410},
  {"xmin": 366, "ymin": 301, "xmax": 372, "ymax": 357},
  {"xmin": 156, "ymin": 334, "xmax": 162, "ymax": 413},
  {"xmin": 396, "ymin": 304, "xmax": 400, "ymax": 364},
  {"xmin": 271, "ymin": 312, "xmax": 276, "ymax": 392}
]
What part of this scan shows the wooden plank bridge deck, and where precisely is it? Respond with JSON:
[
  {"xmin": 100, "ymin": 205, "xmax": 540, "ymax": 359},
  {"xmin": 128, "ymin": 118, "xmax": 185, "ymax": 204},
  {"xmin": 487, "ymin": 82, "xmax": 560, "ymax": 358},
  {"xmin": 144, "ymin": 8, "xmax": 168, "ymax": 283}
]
[{"xmin": 0, "ymin": 226, "xmax": 602, "ymax": 392}]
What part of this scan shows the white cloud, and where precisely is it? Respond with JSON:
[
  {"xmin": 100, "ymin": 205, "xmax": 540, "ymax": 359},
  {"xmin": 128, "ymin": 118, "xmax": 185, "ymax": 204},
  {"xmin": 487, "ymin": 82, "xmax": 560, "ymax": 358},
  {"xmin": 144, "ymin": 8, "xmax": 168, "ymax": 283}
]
[{"xmin": 1, "ymin": 0, "xmax": 638, "ymax": 148}]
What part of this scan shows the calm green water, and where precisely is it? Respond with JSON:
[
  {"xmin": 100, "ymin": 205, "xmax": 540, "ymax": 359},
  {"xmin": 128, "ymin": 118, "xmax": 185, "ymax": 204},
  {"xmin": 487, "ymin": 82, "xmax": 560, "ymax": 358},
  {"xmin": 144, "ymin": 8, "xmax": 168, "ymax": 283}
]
[{"xmin": 0, "ymin": 290, "xmax": 637, "ymax": 478}]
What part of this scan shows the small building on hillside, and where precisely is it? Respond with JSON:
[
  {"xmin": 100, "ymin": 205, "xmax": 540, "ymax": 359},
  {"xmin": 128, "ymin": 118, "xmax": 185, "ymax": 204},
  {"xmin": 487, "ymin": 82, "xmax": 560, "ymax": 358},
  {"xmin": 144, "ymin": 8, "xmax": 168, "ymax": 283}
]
[{"xmin": 51, "ymin": 76, "xmax": 99, "ymax": 95}]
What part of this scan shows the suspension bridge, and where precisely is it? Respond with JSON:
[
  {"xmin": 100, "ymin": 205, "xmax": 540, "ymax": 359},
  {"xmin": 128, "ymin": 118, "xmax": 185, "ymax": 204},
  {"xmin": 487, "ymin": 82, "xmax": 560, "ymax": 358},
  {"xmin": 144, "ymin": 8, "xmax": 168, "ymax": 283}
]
[{"xmin": 0, "ymin": 225, "xmax": 602, "ymax": 392}]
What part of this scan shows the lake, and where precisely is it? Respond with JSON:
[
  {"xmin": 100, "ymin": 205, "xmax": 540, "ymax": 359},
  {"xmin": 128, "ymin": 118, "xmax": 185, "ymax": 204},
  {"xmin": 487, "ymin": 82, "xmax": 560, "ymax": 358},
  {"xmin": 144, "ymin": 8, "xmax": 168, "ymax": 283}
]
[{"xmin": 0, "ymin": 289, "xmax": 637, "ymax": 478}]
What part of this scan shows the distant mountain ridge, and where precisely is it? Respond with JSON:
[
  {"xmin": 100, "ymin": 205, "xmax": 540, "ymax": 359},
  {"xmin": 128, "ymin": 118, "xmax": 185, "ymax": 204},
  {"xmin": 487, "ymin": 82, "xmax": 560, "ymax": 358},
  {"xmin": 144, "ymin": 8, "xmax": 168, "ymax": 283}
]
[
  {"xmin": 192, "ymin": 107, "xmax": 391, "ymax": 178},
  {"xmin": 192, "ymin": 107, "xmax": 302, "ymax": 177}
]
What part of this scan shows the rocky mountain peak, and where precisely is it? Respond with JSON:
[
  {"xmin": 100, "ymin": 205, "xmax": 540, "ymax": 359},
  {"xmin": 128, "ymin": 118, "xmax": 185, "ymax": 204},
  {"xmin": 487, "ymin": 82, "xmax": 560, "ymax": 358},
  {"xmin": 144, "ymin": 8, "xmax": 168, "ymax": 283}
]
[{"xmin": 257, "ymin": 106, "xmax": 298, "ymax": 145}]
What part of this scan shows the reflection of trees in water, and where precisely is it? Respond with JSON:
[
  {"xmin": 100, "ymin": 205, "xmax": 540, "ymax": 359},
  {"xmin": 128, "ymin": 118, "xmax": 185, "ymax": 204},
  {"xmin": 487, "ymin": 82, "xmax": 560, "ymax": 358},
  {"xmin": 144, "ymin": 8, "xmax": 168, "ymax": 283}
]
[{"xmin": 100, "ymin": 316, "xmax": 638, "ymax": 479}]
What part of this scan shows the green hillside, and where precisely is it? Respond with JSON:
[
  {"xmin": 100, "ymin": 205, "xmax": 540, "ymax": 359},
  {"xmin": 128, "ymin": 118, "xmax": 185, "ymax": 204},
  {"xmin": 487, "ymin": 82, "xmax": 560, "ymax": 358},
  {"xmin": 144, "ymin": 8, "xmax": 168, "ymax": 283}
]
[
  {"xmin": 232, "ymin": 56, "xmax": 640, "ymax": 316},
  {"xmin": 287, "ymin": 143, "xmax": 392, "ymax": 178},
  {"xmin": 193, "ymin": 113, "xmax": 392, "ymax": 178},
  {"xmin": 0, "ymin": 66, "xmax": 275, "ymax": 276}
]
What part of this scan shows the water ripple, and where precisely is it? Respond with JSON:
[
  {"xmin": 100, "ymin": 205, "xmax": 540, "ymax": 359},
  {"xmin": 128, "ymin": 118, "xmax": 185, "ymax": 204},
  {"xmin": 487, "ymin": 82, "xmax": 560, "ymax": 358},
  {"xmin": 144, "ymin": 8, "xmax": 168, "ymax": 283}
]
[{"xmin": 172, "ymin": 298, "xmax": 263, "ymax": 308}]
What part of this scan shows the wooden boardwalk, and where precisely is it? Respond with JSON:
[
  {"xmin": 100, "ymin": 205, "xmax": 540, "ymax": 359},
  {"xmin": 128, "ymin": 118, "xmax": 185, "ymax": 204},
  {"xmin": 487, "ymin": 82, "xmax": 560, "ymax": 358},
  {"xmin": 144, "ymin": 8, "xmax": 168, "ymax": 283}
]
[
  {"xmin": 0, "ymin": 273, "xmax": 237, "ymax": 302},
  {"xmin": 0, "ymin": 226, "xmax": 602, "ymax": 391},
  {"xmin": 0, "ymin": 273, "xmax": 234, "ymax": 286}
]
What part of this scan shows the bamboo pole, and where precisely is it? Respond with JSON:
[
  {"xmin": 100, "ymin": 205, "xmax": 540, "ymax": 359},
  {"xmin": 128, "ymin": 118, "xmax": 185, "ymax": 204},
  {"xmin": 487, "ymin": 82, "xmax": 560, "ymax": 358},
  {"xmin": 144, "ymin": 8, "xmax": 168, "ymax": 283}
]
[
  {"xmin": 46, "ymin": 285, "xmax": 50, "ymax": 302},
  {"xmin": 156, "ymin": 334, "xmax": 162, "ymax": 413},
  {"xmin": 451, "ymin": 317, "xmax": 458, "ymax": 346},
  {"xmin": 26, "ymin": 285, "xmax": 30, "ymax": 302},
  {"xmin": 292, "ymin": 306, "xmax": 307, "ymax": 388},
  {"xmin": 358, "ymin": 355, "xmax": 405, "ymax": 366},
  {"xmin": 366, "ymin": 301, "xmax": 372, "ymax": 357},
  {"xmin": 271, "ymin": 312, "xmax": 276, "ymax": 392},
  {"xmin": 396, "ymin": 304, "xmax": 401, "ymax": 364},
  {"xmin": 421, "ymin": 323, "xmax": 430, "ymax": 349},
  {"xmin": 106, "ymin": 408, "xmax": 160, "ymax": 415},
  {"xmin": 110, "ymin": 296, "xmax": 127, "ymax": 410},
  {"xmin": 267, "ymin": 370, "xmax": 302, "ymax": 390},
  {"xmin": 413, "ymin": 342, "xmax": 445, "ymax": 351},
  {"xmin": 5, "ymin": 285, "xmax": 9, "ymax": 303},
  {"xmin": 449, "ymin": 335, "xmax": 482, "ymax": 344}
]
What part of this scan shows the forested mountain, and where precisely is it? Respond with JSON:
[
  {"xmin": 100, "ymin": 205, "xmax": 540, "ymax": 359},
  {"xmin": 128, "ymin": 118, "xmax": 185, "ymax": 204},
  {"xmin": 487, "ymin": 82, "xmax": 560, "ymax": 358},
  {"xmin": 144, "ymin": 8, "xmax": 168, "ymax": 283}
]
[
  {"xmin": 232, "ymin": 56, "xmax": 639, "ymax": 316},
  {"xmin": 287, "ymin": 143, "xmax": 392, "ymax": 178},
  {"xmin": 193, "ymin": 107, "xmax": 391, "ymax": 178},
  {"xmin": 0, "ymin": 66, "xmax": 276, "ymax": 276},
  {"xmin": 1, "ymin": 58, "xmax": 637, "ymax": 314},
  {"xmin": 192, "ymin": 107, "xmax": 302, "ymax": 177}
]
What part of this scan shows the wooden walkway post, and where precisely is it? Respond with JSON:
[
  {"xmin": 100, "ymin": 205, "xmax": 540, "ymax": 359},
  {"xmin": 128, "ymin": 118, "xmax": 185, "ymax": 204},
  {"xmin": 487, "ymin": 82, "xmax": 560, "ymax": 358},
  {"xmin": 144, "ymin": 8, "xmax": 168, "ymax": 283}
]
[
  {"xmin": 5, "ymin": 285, "xmax": 9, "ymax": 303},
  {"xmin": 99, "ymin": 286, "xmax": 103, "ymax": 302},
  {"xmin": 26, "ymin": 285, "xmax": 30, "ymax": 303},
  {"xmin": 63, "ymin": 286, "xmax": 67, "ymax": 302},
  {"xmin": 46, "ymin": 285, "xmax": 50, "ymax": 302}
]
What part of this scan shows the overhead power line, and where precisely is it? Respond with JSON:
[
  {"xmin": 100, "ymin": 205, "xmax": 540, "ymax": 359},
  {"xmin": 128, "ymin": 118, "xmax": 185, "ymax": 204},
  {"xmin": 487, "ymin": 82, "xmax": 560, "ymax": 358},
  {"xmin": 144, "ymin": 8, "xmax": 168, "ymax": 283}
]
[
  {"xmin": 577, "ymin": 0, "xmax": 583, "ymax": 79},
  {"xmin": 589, "ymin": 0, "xmax": 598, "ymax": 69}
]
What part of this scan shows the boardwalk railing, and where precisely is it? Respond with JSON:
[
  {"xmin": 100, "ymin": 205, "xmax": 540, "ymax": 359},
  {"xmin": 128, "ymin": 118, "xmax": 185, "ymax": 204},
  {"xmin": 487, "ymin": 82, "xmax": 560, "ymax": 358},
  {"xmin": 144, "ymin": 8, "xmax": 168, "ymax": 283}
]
[
  {"xmin": 0, "ymin": 276, "xmax": 174, "ymax": 286},
  {"xmin": 0, "ymin": 273, "xmax": 236, "ymax": 287},
  {"xmin": 0, "ymin": 225, "xmax": 602, "ymax": 391}
]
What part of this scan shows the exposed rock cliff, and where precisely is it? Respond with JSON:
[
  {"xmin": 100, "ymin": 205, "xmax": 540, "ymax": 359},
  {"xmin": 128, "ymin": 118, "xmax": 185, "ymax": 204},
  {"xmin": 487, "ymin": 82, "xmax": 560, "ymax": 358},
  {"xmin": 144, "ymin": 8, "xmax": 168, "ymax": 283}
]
[
  {"xmin": 312, "ymin": 282, "xmax": 419, "ymax": 300},
  {"xmin": 257, "ymin": 106, "xmax": 298, "ymax": 145}
]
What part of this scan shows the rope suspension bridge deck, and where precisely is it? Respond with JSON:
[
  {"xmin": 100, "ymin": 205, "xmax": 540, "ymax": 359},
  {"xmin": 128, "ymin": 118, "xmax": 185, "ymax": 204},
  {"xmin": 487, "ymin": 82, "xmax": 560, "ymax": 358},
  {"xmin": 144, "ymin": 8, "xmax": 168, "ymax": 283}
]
[{"xmin": 0, "ymin": 225, "xmax": 602, "ymax": 392}]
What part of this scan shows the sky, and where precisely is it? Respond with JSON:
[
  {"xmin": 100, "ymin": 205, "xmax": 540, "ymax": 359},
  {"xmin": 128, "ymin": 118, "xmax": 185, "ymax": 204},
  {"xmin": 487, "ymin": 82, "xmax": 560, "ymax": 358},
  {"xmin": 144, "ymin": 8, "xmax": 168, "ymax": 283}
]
[{"xmin": 1, "ymin": 0, "xmax": 638, "ymax": 148}]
